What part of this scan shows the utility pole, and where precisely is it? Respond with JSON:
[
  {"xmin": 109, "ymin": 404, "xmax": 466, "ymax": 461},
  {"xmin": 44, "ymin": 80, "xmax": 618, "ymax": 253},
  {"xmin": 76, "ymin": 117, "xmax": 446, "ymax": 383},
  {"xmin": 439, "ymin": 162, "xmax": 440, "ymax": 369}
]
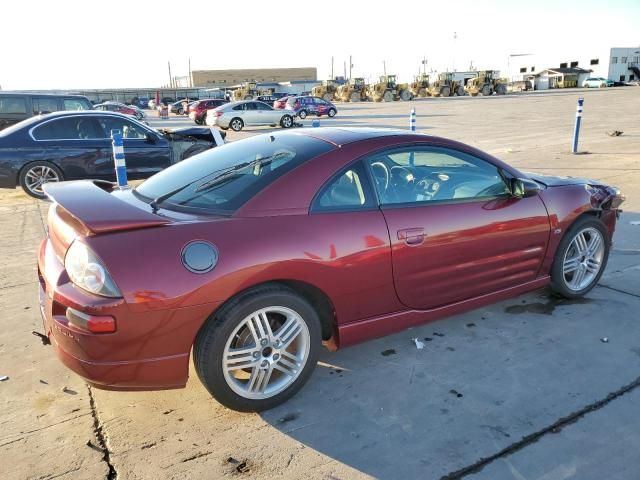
[
  {"xmin": 453, "ymin": 32, "xmax": 457, "ymax": 72},
  {"xmin": 422, "ymin": 56, "xmax": 427, "ymax": 75},
  {"xmin": 349, "ymin": 55, "xmax": 352, "ymax": 80},
  {"xmin": 188, "ymin": 57, "xmax": 192, "ymax": 88},
  {"xmin": 343, "ymin": 61, "xmax": 346, "ymax": 79},
  {"xmin": 168, "ymin": 61, "xmax": 173, "ymax": 88},
  {"xmin": 383, "ymin": 60, "xmax": 386, "ymax": 76},
  {"xmin": 331, "ymin": 56, "xmax": 334, "ymax": 80}
]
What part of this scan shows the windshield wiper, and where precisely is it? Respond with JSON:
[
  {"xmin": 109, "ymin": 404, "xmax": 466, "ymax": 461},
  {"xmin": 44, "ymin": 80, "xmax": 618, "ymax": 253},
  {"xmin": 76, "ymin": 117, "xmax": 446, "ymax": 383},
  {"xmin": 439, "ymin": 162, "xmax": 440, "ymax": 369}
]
[{"xmin": 148, "ymin": 155, "xmax": 278, "ymax": 213}]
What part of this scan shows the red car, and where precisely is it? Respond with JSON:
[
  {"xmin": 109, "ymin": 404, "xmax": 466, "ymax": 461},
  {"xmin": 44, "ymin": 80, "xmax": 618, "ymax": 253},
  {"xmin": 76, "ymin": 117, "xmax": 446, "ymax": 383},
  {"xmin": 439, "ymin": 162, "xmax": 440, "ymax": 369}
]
[
  {"xmin": 273, "ymin": 96, "xmax": 293, "ymax": 109},
  {"xmin": 188, "ymin": 99, "xmax": 227, "ymax": 125},
  {"xmin": 94, "ymin": 102, "xmax": 137, "ymax": 118},
  {"xmin": 38, "ymin": 128, "xmax": 624, "ymax": 412}
]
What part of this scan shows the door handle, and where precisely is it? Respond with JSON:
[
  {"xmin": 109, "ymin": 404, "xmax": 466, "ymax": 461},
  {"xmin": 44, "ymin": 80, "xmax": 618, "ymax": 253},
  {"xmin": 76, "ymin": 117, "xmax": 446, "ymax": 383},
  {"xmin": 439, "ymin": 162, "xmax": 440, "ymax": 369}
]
[{"xmin": 397, "ymin": 228, "xmax": 425, "ymax": 245}]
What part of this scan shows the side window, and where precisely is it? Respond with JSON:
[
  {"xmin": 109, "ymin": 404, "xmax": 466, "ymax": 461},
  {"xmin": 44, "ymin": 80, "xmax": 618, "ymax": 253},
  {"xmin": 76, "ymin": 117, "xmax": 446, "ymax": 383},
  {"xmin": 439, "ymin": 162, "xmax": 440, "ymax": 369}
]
[
  {"xmin": 32, "ymin": 117, "xmax": 103, "ymax": 140},
  {"xmin": 245, "ymin": 102, "xmax": 258, "ymax": 111},
  {"xmin": 232, "ymin": 104, "xmax": 243, "ymax": 111},
  {"xmin": 313, "ymin": 162, "xmax": 373, "ymax": 212},
  {"xmin": 0, "ymin": 96, "xmax": 27, "ymax": 114},
  {"xmin": 365, "ymin": 146, "xmax": 509, "ymax": 206},
  {"xmin": 256, "ymin": 102, "xmax": 272, "ymax": 110},
  {"xmin": 32, "ymin": 98, "xmax": 59, "ymax": 115},
  {"xmin": 63, "ymin": 98, "xmax": 91, "ymax": 110},
  {"xmin": 96, "ymin": 117, "xmax": 148, "ymax": 139}
]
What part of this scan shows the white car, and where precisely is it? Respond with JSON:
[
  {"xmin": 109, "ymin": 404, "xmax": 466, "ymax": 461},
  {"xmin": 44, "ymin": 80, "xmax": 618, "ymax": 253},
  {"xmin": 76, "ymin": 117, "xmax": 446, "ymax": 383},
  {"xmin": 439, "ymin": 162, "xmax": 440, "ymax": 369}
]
[
  {"xmin": 205, "ymin": 100, "xmax": 295, "ymax": 131},
  {"xmin": 582, "ymin": 77, "xmax": 612, "ymax": 88}
]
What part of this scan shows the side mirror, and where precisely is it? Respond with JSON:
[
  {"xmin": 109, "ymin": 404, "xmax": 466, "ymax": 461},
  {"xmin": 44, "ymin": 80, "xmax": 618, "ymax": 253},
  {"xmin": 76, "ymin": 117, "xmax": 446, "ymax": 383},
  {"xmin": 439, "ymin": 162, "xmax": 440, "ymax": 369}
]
[
  {"xmin": 511, "ymin": 178, "xmax": 541, "ymax": 198},
  {"xmin": 145, "ymin": 132, "xmax": 157, "ymax": 144}
]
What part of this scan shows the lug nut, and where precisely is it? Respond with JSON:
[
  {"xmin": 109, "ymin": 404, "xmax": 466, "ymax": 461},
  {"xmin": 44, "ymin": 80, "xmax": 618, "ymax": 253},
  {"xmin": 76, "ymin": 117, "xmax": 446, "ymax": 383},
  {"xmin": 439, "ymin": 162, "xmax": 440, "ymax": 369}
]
[
  {"xmin": 260, "ymin": 339, "xmax": 268, "ymax": 346},
  {"xmin": 273, "ymin": 354, "xmax": 280, "ymax": 361},
  {"xmin": 261, "ymin": 360, "xmax": 269, "ymax": 368},
  {"xmin": 253, "ymin": 352, "xmax": 259, "ymax": 358}
]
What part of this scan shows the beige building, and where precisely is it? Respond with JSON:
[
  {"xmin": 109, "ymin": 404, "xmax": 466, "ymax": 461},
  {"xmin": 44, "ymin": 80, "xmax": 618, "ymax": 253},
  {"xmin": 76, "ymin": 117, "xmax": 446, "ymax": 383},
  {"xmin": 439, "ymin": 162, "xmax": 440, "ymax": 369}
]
[{"xmin": 191, "ymin": 67, "xmax": 317, "ymax": 87}]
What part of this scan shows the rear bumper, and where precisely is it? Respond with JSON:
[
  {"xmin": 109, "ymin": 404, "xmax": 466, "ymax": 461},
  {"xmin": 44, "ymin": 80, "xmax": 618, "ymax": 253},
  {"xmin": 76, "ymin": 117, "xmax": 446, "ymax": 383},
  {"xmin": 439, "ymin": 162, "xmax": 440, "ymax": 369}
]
[{"xmin": 37, "ymin": 239, "xmax": 220, "ymax": 391}]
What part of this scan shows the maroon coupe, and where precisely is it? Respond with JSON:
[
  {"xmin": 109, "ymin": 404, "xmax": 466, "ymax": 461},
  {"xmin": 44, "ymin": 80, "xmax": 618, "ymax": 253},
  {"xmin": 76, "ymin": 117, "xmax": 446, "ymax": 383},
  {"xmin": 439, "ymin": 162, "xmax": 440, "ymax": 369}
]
[{"xmin": 38, "ymin": 128, "xmax": 624, "ymax": 411}]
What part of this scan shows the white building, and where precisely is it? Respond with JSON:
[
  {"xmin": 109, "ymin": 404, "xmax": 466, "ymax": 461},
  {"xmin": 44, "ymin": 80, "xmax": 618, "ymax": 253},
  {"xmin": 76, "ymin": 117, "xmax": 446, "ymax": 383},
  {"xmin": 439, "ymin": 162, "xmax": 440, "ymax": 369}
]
[{"xmin": 509, "ymin": 47, "xmax": 640, "ymax": 88}]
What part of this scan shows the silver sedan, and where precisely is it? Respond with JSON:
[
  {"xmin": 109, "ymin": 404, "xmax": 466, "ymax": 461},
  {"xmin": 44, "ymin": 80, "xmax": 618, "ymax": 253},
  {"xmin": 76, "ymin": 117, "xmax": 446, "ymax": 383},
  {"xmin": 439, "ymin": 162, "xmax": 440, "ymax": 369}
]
[{"xmin": 205, "ymin": 100, "xmax": 295, "ymax": 131}]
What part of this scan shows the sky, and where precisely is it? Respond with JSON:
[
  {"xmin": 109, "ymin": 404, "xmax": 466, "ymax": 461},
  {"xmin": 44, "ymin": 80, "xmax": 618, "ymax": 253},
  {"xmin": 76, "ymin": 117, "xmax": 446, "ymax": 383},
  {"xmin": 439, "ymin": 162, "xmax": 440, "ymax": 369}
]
[{"xmin": 1, "ymin": 0, "xmax": 638, "ymax": 90}]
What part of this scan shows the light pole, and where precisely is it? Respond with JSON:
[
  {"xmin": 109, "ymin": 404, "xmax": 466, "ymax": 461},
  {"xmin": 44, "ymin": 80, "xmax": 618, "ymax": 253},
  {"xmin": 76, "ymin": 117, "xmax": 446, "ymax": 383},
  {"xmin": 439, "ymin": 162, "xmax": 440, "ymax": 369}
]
[
  {"xmin": 422, "ymin": 56, "xmax": 427, "ymax": 76},
  {"xmin": 452, "ymin": 32, "xmax": 457, "ymax": 72}
]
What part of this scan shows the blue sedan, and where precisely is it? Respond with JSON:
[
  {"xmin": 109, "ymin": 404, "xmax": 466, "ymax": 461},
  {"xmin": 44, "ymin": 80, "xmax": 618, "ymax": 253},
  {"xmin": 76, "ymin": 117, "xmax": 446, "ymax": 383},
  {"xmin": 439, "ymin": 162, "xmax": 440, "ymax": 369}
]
[{"xmin": 0, "ymin": 111, "xmax": 222, "ymax": 198}]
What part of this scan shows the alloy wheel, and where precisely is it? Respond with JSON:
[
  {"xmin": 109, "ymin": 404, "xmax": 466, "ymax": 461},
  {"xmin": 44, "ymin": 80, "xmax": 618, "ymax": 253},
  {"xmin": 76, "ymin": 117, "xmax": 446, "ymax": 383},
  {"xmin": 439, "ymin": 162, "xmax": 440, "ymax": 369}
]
[
  {"xmin": 24, "ymin": 165, "xmax": 60, "ymax": 195},
  {"xmin": 562, "ymin": 227, "xmax": 605, "ymax": 291},
  {"xmin": 222, "ymin": 306, "xmax": 310, "ymax": 400}
]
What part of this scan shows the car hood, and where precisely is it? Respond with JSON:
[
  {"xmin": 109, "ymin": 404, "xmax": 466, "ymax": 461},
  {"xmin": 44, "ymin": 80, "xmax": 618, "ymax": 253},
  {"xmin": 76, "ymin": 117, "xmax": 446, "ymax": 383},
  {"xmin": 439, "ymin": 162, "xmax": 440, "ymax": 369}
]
[{"xmin": 526, "ymin": 172, "xmax": 596, "ymax": 187}]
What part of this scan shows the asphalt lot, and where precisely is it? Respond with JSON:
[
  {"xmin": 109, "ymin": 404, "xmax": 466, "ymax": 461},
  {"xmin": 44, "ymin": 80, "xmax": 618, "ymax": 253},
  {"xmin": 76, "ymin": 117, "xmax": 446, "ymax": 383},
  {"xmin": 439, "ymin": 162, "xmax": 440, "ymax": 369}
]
[{"xmin": 1, "ymin": 87, "xmax": 639, "ymax": 480}]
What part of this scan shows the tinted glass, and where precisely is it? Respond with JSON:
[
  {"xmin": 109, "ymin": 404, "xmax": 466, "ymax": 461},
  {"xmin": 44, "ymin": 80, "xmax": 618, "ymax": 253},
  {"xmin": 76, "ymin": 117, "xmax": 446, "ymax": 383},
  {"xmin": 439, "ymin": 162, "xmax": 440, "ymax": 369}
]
[
  {"xmin": 314, "ymin": 163, "xmax": 373, "ymax": 211},
  {"xmin": 366, "ymin": 146, "xmax": 509, "ymax": 205},
  {"xmin": 96, "ymin": 116, "xmax": 148, "ymax": 139},
  {"xmin": 256, "ymin": 102, "xmax": 273, "ymax": 110},
  {"xmin": 135, "ymin": 133, "xmax": 333, "ymax": 214},
  {"xmin": 32, "ymin": 98, "xmax": 59, "ymax": 115},
  {"xmin": 63, "ymin": 98, "xmax": 91, "ymax": 110},
  {"xmin": 0, "ymin": 96, "xmax": 27, "ymax": 114},
  {"xmin": 32, "ymin": 117, "xmax": 104, "ymax": 140}
]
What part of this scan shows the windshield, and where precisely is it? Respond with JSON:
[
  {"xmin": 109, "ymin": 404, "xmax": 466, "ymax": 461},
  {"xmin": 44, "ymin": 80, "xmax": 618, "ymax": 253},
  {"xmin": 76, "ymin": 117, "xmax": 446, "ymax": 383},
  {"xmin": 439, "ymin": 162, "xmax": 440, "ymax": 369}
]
[{"xmin": 135, "ymin": 132, "xmax": 333, "ymax": 214}]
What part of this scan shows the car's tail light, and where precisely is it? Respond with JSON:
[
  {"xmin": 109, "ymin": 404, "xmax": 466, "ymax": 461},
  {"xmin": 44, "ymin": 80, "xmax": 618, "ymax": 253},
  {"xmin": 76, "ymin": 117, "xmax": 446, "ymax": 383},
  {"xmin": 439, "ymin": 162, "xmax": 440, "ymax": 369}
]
[
  {"xmin": 65, "ymin": 241, "xmax": 121, "ymax": 298},
  {"xmin": 66, "ymin": 307, "xmax": 116, "ymax": 333}
]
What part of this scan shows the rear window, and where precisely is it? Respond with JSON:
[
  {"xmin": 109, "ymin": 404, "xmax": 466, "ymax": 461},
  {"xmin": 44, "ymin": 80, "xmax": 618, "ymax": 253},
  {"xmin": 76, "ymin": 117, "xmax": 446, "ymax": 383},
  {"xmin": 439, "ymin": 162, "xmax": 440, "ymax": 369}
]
[
  {"xmin": 0, "ymin": 96, "xmax": 28, "ymax": 114},
  {"xmin": 63, "ymin": 98, "xmax": 92, "ymax": 111},
  {"xmin": 134, "ymin": 133, "xmax": 333, "ymax": 214}
]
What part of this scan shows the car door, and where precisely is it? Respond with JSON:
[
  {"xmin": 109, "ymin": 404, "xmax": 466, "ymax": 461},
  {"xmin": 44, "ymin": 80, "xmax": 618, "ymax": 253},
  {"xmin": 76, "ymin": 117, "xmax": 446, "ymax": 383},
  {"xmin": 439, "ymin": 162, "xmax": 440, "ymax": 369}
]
[
  {"xmin": 255, "ymin": 101, "xmax": 279, "ymax": 124},
  {"xmin": 30, "ymin": 116, "xmax": 113, "ymax": 179},
  {"xmin": 242, "ymin": 102, "xmax": 260, "ymax": 125},
  {"xmin": 96, "ymin": 116, "xmax": 171, "ymax": 178},
  {"xmin": 364, "ymin": 145, "xmax": 550, "ymax": 310}
]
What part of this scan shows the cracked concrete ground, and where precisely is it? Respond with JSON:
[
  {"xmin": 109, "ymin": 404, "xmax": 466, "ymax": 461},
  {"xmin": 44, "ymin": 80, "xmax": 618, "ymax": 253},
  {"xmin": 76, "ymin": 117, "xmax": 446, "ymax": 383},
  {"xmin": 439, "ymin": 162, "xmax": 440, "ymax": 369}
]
[{"xmin": 1, "ymin": 88, "xmax": 639, "ymax": 479}]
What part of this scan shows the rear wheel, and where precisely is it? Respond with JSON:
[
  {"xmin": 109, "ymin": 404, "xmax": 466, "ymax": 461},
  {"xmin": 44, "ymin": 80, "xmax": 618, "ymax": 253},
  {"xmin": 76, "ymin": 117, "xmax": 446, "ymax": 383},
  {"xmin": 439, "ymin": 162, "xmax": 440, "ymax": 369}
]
[
  {"xmin": 230, "ymin": 118, "xmax": 244, "ymax": 131},
  {"xmin": 496, "ymin": 84, "xmax": 507, "ymax": 95},
  {"xmin": 399, "ymin": 90, "xmax": 412, "ymax": 101},
  {"xmin": 327, "ymin": 108, "xmax": 336, "ymax": 118},
  {"xmin": 383, "ymin": 91, "xmax": 394, "ymax": 102},
  {"xmin": 177, "ymin": 107, "xmax": 184, "ymax": 115},
  {"xmin": 550, "ymin": 216, "xmax": 609, "ymax": 298},
  {"xmin": 193, "ymin": 284, "xmax": 321, "ymax": 412},
  {"xmin": 440, "ymin": 86, "xmax": 451, "ymax": 97},
  {"xmin": 280, "ymin": 114, "xmax": 293, "ymax": 128},
  {"xmin": 298, "ymin": 110, "xmax": 307, "ymax": 119},
  {"xmin": 481, "ymin": 85, "xmax": 491, "ymax": 96},
  {"xmin": 19, "ymin": 161, "xmax": 63, "ymax": 199},
  {"xmin": 456, "ymin": 85, "xmax": 465, "ymax": 96}
]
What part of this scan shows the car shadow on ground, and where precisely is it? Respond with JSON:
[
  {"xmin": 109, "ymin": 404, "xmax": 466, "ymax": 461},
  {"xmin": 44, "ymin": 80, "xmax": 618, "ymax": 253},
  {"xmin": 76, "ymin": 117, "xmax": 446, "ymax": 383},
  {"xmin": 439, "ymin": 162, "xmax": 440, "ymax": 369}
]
[{"xmin": 258, "ymin": 209, "xmax": 640, "ymax": 478}]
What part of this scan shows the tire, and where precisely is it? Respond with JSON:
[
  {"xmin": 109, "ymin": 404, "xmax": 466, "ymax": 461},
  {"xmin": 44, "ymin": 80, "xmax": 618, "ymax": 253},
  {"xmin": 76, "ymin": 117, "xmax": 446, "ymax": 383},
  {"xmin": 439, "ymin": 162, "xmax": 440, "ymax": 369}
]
[
  {"xmin": 280, "ymin": 114, "xmax": 293, "ymax": 128},
  {"xmin": 193, "ymin": 284, "xmax": 321, "ymax": 412},
  {"xmin": 399, "ymin": 90, "xmax": 412, "ymax": 101},
  {"xmin": 550, "ymin": 216, "xmax": 610, "ymax": 299},
  {"xmin": 19, "ymin": 161, "xmax": 63, "ymax": 199},
  {"xmin": 230, "ymin": 118, "xmax": 244, "ymax": 132},
  {"xmin": 456, "ymin": 86, "xmax": 465, "ymax": 96},
  {"xmin": 440, "ymin": 86, "xmax": 451, "ymax": 97},
  {"xmin": 327, "ymin": 108, "xmax": 336, "ymax": 118},
  {"xmin": 383, "ymin": 91, "xmax": 394, "ymax": 102},
  {"xmin": 496, "ymin": 84, "xmax": 507, "ymax": 95},
  {"xmin": 350, "ymin": 92, "xmax": 361, "ymax": 102},
  {"xmin": 298, "ymin": 110, "xmax": 307, "ymax": 119},
  {"xmin": 177, "ymin": 108, "xmax": 184, "ymax": 115},
  {"xmin": 481, "ymin": 85, "xmax": 491, "ymax": 96}
]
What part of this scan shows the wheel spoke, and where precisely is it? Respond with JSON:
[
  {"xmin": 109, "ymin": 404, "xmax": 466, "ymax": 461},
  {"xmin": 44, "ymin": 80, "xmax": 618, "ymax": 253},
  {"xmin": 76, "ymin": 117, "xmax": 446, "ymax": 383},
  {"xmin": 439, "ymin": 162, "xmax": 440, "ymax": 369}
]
[
  {"xmin": 247, "ymin": 367, "xmax": 272, "ymax": 394},
  {"xmin": 587, "ymin": 234, "xmax": 602, "ymax": 256},
  {"xmin": 274, "ymin": 352, "xmax": 300, "ymax": 377},
  {"xmin": 563, "ymin": 256, "xmax": 580, "ymax": 274},
  {"xmin": 574, "ymin": 233, "xmax": 588, "ymax": 254},
  {"xmin": 275, "ymin": 316, "xmax": 302, "ymax": 349},
  {"xmin": 571, "ymin": 268, "xmax": 586, "ymax": 289},
  {"xmin": 586, "ymin": 258, "xmax": 601, "ymax": 274},
  {"xmin": 225, "ymin": 346, "xmax": 259, "ymax": 371}
]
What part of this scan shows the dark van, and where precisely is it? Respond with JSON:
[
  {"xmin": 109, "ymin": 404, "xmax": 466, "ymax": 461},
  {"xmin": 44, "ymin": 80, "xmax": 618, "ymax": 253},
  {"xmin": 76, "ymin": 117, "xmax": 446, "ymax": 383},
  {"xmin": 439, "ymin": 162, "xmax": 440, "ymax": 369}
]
[{"xmin": 0, "ymin": 93, "xmax": 93, "ymax": 130}]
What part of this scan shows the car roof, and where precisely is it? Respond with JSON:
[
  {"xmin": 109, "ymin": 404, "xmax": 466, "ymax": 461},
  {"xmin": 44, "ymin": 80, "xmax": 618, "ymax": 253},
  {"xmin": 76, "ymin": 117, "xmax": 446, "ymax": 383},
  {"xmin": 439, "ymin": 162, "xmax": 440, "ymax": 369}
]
[
  {"xmin": 290, "ymin": 127, "xmax": 412, "ymax": 146},
  {"xmin": 0, "ymin": 92, "xmax": 89, "ymax": 98},
  {"xmin": 1, "ymin": 110, "xmax": 145, "ymax": 132}
]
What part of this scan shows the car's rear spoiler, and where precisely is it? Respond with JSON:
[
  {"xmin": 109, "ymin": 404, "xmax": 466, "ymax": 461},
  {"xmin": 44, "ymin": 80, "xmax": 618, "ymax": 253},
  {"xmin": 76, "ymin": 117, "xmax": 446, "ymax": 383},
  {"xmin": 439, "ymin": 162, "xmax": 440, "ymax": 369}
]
[{"xmin": 43, "ymin": 180, "xmax": 171, "ymax": 235}]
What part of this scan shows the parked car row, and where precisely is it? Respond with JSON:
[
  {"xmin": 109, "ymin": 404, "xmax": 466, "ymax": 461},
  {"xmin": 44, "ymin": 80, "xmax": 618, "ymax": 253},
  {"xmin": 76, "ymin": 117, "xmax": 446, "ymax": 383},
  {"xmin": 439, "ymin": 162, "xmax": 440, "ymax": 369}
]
[{"xmin": 0, "ymin": 93, "xmax": 93, "ymax": 130}]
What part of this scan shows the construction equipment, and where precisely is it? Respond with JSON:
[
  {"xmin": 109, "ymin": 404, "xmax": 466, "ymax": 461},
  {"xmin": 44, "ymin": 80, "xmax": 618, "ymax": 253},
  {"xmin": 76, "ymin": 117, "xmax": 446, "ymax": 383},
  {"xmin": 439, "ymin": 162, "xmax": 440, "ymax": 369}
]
[
  {"xmin": 334, "ymin": 77, "xmax": 368, "ymax": 102},
  {"xmin": 427, "ymin": 72, "xmax": 465, "ymax": 97},
  {"xmin": 465, "ymin": 70, "xmax": 507, "ymax": 96},
  {"xmin": 311, "ymin": 80, "xmax": 338, "ymax": 101},
  {"xmin": 410, "ymin": 74, "xmax": 430, "ymax": 98},
  {"xmin": 232, "ymin": 82, "xmax": 259, "ymax": 101},
  {"xmin": 366, "ymin": 75, "xmax": 412, "ymax": 102}
]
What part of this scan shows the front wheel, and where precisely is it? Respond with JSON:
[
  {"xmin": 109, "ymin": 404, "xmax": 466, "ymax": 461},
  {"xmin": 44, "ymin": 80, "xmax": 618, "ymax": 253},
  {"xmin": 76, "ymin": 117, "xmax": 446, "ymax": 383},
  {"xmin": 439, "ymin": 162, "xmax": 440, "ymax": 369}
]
[
  {"xmin": 19, "ymin": 161, "xmax": 63, "ymax": 199},
  {"xmin": 550, "ymin": 216, "xmax": 609, "ymax": 298},
  {"xmin": 193, "ymin": 284, "xmax": 321, "ymax": 412},
  {"xmin": 297, "ymin": 110, "xmax": 307, "ymax": 119}
]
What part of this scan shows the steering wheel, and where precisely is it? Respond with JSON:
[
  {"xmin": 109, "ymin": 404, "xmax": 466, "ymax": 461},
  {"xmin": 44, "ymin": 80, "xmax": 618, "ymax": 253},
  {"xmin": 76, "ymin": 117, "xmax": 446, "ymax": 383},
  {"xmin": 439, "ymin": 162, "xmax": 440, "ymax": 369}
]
[{"xmin": 370, "ymin": 161, "xmax": 389, "ymax": 191}]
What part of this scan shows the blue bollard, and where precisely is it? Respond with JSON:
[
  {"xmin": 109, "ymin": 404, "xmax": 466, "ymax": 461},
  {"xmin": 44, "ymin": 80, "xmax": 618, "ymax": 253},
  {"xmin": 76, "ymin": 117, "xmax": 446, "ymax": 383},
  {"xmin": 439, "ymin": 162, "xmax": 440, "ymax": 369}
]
[
  {"xmin": 572, "ymin": 98, "xmax": 584, "ymax": 154},
  {"xmin": 409, "ymin": 108, "xmax": 416, "ymax": 132},
  {"xmin": 111, "ymin": 129, "xmax": 128, "ymax": 188},
  {"xmin": 311, "ymin": 119, "xmax": 320, "ymax": 128}
]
